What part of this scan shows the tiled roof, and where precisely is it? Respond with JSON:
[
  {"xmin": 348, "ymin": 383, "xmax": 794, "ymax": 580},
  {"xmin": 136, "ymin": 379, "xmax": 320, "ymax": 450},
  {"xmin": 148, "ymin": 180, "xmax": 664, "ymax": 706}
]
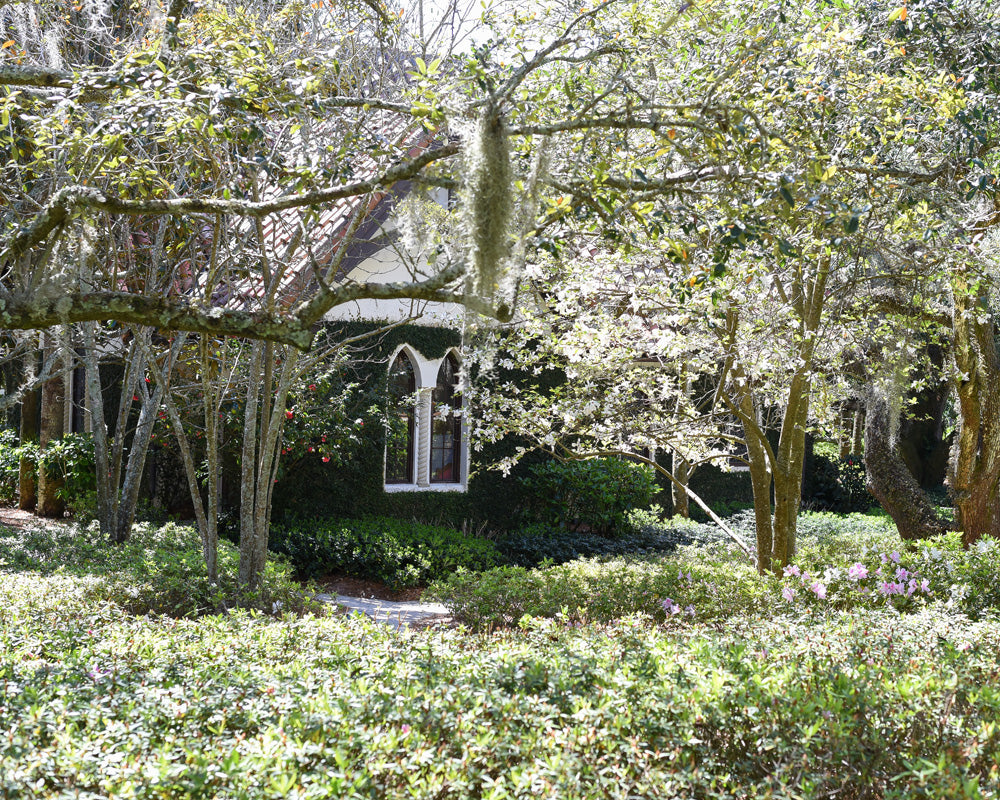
[{"xmin": 214, "ymin": 112, "xmax": 435, "ymax": 311}]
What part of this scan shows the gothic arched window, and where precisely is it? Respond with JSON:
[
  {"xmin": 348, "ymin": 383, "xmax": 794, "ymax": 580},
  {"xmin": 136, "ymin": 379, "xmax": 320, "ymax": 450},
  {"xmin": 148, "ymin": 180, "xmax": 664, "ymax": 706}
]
[
  {"xmin": 386, "ymin": 351, "xmax": 416, "ymax": 484},
  {"xmin": 430, "ymin": 353, "xmax": 462, "ymax": 484}
]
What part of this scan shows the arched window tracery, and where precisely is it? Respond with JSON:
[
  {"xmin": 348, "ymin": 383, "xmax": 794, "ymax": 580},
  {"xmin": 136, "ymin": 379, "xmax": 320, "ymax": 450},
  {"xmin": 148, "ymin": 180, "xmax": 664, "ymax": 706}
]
[
  {"xmin": 430, "ymin": 353, "xmax": 462, "ymax": 484},
  {"xmin": 385, "ymin": 351, "xmax": 416, "ymax": 484}
]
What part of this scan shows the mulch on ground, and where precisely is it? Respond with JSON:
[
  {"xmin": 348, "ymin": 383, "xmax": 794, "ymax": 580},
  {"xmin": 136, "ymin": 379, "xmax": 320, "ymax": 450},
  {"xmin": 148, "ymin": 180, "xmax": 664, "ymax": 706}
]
[
  {"xmin": 0, "ymin": 507, "xmax": 71, "ymax": 531},
  {"xmin": 313, "ymin": 574, "xmax": 425, "ymax": 602}
]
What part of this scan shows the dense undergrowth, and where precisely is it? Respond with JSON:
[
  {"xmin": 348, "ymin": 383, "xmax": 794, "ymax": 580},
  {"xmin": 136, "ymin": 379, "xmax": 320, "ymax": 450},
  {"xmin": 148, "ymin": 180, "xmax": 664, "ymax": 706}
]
[
  {"xmin": 1, "ymin": 570, "xmax": 999, "ymax": 798},
  {"xmin": 0, "ymin": 521, "xmax": 311, "ymax": 616},
  {"xmin": 3, "ymin": 512, "xmax": 1000, "ymax": 797},
  {"xmin": 430, "ymin": 511, "xmax": 1000, "ymax": 631}
]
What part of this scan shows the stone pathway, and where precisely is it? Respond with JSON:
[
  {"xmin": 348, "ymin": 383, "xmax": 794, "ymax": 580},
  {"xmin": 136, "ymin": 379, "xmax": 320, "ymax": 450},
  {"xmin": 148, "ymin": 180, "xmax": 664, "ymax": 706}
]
[{"xmin": 315, "ymin": 593, "xmax": 452, "ymax": 631}]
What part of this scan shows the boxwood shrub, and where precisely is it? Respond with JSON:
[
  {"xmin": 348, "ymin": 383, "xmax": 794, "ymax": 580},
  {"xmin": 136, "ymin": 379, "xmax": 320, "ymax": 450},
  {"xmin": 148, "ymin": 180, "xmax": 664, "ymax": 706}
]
[{"xmin": 269, "ymin": 516, "xmax": 501, "ymax": 589}]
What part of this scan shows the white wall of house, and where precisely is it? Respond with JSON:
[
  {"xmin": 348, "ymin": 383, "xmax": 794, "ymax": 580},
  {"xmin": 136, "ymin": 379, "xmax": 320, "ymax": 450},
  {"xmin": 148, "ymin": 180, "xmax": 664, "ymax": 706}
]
[{"xmin": 323, "ymin": 249, "xmax": 468, "ymax": 324}]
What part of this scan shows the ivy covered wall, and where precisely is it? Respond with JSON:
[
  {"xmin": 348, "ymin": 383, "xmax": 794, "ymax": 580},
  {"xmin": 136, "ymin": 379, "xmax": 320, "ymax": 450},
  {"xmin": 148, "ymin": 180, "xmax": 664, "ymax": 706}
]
[{"xmin": 269, "ymin": 321, "xmax": 541, "ymax": 531}]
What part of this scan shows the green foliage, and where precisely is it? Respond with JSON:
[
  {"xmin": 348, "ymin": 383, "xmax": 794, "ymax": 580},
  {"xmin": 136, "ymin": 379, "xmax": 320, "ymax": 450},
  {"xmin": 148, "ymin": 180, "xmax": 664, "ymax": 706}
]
[
  {"xmin": 0, "ymin": 429, "xmax": 21, "ymax": 504},
  {"xmin": 804, "ymin": 453, "xmax": 874, "ymax": 513},
  {"xmin": 0, "ymin": 432, "xmax": 98, "ymax": 509},
  {"xmin": 3, "ymin": 516, "xmax": 1000, "ymax": 796},
  {"xmin": 0, "ymin": 431, "xmax": 97, "ymax": 510},
  {"xmin": 495, "ymin": 508, "xmax": 714, "ymax": 568},
  {"xmin": 518, "ymin": 457, "xmax": 656, "ymax": 535},
  {"xmin": 37, "ymin": 432, "xmax": 97, "ymax": 504},
  {"xmin": 0, "ymin": 521, "xmax": 310, "ymax": 617},
  {"xmin": 428, "ymin": 543, "xmax": 771, "ymax": 631},
  {"xmin": 269, "ymin": 516, "xmax": 501, "ymax": 590},
  {"xmin": 432, "ymin": 510, "xmax": 1000, "ymax": 632}
]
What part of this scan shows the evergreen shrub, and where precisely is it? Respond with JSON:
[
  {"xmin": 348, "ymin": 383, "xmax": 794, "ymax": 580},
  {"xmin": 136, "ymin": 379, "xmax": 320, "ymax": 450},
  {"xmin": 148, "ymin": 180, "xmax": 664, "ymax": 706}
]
[
  {"xmin": 518, "ymin": 457, "xmax": 656, "ymax": 535},
  {"xmin": 269, "ymin": 516, "xmax": 501, "ymax": 589},
  {"xmin": 0, "ymin": 521, "xmax": 308, "ymax": 616}
]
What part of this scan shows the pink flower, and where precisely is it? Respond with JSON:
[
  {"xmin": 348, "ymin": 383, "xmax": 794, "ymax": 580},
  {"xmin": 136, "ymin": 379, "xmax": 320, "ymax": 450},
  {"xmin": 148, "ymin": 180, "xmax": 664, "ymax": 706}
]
[
  {"xmin": 810, "ymin": 582, "xmax": 827, "ymax": 600},
  {"xmin": 783, "ymin": 565, "xmax": 801, "ymax": 578},
  {"xmin": 782, "ymin": 586, "xmax": 796, "ymax": 602},
  {"xmin": 889, "ymin": 550, "xmax": 901, "ymax": 564},
  {"xmin": 848, "ymin": 563, "xmax": 869, "ymax": 581},
  {"xmin": 920, "ymin": 579, "xmax": 930, "ymax": 593}
]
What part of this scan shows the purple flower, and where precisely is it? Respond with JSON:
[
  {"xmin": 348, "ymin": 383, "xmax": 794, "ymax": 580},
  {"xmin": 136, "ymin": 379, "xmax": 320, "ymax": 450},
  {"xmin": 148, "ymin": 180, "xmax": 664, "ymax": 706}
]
[
  {"xmin": 661, "ymin": 598, "xmax": 681, "ymax": 615},
  {"xmin": 782, "ymin": 586, "xmax": 796, "ymax": 602},
  {"xmin": 810, "ymin": 582, "xmax": 827, "ymax": 600},
  {"xmin": 919, "ymin": 578, "xmax": 930, "ymax": 593},
  {"xmin": 848, "ymin": 563, "xmax": 869, "ymax": 581},
  {"xmin": 783, "ymin": 564, "xmax": 801, "ymax": 578},
  {"xmin": 895, "ymin": 567, "xmax": 910, "ymax": 582},
  {"xmin": 889, "ymin": 550, "xmax": 901, "ymax": 564},
  {"xmin": 685, "ymin": 605, "xmax": 696, "ymax": 617}
]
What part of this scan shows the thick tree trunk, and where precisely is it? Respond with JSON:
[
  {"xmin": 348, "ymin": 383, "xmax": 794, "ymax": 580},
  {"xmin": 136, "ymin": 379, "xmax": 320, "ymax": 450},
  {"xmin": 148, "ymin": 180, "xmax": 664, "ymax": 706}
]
[
  {"xmin": 864, "ymin": 390, "xmax": 949, "ymax": 540},
  {"xmin": 18, "ymin": 350, "xmax": 39, "ymax": 511},
  {"xmin": 948, "ymin": 277, "xmax": 1000, "ymax": 545},
  {"xmin": 36, "ymin": 338, "xmax": 65, "ymax": 518}
]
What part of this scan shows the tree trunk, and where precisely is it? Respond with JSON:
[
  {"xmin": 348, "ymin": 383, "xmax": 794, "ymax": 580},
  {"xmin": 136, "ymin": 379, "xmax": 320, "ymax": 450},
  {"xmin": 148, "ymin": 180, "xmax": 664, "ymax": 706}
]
[
  {"xmin": 18, "ymin": 349, "xmax": 40, "ymax": 511},
  {"xmin": 948, "ymin": 275, "xmax": 1000, "ymax": 545},
  {"xmin": 36, "ymin": 337, "xmax": 65, "ymax": 518},
  {"xmin": 238, "ymin": 343, "xmax": 298, "ymax": 592},
  {"xmin": 864, "ymin": 388, "xmax": 949, "ymax": 540},
  {"xmin": 671, "ymin": 450, "xmax": 690, "ymax": 518}
]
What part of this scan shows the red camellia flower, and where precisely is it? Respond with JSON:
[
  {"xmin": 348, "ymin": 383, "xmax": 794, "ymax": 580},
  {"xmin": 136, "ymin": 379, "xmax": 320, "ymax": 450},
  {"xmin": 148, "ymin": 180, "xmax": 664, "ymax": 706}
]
[
  {"xmin": 322, "ymin": 456, "xmax": 330, "ymax": 463},
  {"xmin": 285, "ymin": 409, "xmax": 294, "ymax": 419},
  {"xmin": 308, "ymin": 384, "xmax": 317, "ymax": 391}
]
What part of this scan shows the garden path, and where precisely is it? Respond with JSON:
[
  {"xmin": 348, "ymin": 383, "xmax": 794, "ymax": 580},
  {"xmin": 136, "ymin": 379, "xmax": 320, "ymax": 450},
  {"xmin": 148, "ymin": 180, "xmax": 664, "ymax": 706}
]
[{"xmin": 315, "ymin": 593, "xmax": 452, "ymax": 631}]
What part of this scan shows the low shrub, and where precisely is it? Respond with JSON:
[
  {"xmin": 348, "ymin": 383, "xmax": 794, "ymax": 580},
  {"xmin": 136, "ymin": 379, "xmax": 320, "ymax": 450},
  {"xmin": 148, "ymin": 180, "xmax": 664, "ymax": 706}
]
[
  {"xmin": 0, "ymin": 520, "xmax": 310, "ymax": 617},
  {"xmin": 269, "ymin": 516, "xmax": 501, "ymax": 589},
  {"xmin": 0, "ymin": 430, "xmax": 97, "ymax": 510},
  {"xmin": 518, "ymin": 457, "xmax": 656, "ymax": 535},
  {"xmin": 494, "ymin": 511, "xmax": 718, "ymax": 568},
  {"xmin": 427, "ymin": 547, "xmax": 773, "ymax": 630},
  {"xmin": 433, "ymin": 510, "xmax": 1000, "ymax": 631}
]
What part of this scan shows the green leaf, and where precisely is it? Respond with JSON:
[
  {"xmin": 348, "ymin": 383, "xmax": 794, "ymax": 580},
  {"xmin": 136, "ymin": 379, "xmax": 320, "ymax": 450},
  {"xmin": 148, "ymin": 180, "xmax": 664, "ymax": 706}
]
[{"xmin": 779, "ymin": 186, "xmax": 795, "ymax": 208}]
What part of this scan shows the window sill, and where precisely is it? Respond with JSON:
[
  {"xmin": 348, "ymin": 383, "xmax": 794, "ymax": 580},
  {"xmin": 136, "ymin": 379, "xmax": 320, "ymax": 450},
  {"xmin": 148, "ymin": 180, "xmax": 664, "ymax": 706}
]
[{"xmin": 384, "ymin": 483, "xmax": 467, "ymax": 493}]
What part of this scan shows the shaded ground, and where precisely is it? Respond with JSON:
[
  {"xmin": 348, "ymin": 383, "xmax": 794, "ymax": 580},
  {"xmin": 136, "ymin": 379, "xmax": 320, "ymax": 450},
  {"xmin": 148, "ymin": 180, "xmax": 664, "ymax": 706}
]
[
  {"xmin": 0, "ymin": 507, "xmax": 68, "ymax": 531},
  {"xmin": 313, "ymin": 574, "xmax": 424, "ymax": 601}
]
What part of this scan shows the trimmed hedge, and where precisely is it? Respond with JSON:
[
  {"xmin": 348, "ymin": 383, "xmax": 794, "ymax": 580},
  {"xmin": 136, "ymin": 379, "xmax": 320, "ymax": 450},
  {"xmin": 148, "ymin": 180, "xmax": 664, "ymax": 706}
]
[{"xmin": 269, "ymin": 516, "xmax": 501, "ymax": 589}]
